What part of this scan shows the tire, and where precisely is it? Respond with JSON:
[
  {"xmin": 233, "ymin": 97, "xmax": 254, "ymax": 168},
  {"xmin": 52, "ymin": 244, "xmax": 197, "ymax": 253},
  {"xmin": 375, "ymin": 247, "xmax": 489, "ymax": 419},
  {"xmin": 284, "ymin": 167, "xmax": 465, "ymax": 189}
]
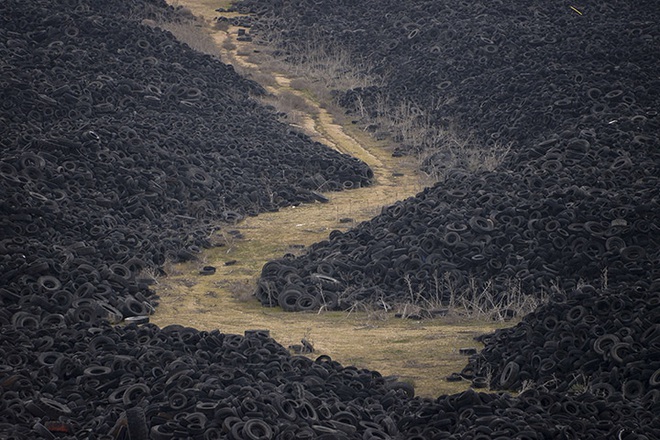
[
  {"xmin": 123, "ymin": 383, "xmax": 150, "ymax": 406},
  {"xmin": 278, "ymin": 288, "xmax": 302, "ymax": 312},
  {"xmin": 472, "ymin": 377, "xmax": 488, "ymax": 389},
  {"xmin": 243, "ymin": 419, "xmax": 273, "ymax": 440},
  {"xmin": 199, "ymin": 266, "xmax": 216, "ymax": 275},
  {"xmin": 37, "ymin": 398, "xmax": 72, "ymax": 418},
  {"xmin": 11, "ymin": 311, "xmax": 40, "ymax": 329},
  {"xmin": 32, "ymin": 422, "xmax": 55, "ymax": 440},
  {"xmin": 593, "ymin": 334, "xmax": 619, "ymax": 356},
  {"xmin": 296, "ymin": 293, "xmax": 319, "ymax": 312},
  {"xmin": 38, "ymin": 275, "xmax": 62, "ymax": 292},
  {"xmin": 610, "ymin": 342, "xmax": 631, "ymax": 364},
  {"xmin": 469, "ymin": 216, "xmax": 494, "ymax": 233},
  {"xmin": 122, "ymin": 297, "xmax": 149, "ymax": 317},
  {"xmin": 126, "ymin": 407, "xmax": 149, "ymax": 440},
  {"xmin": 41, "ymin": 313, "xmax": 66, "ymax": 328},
  {"xmin": 622, "ymin": 380, "xmax": 645, "ymax": 400},
  {"xmin": 124, "ymin": 315, "xmax": 150, "ymax": 325},
  {"xmin": 499, "ymin": 361, "xmax": 520, "ymax": 389},
  {"xmin": 386, "ymin": 380, "xmax": 415, "ymax": 398},
  {"xmin": 649, "ymin": 368, "xmax": 660, "ymax": 387},
  {"xmin": 99, "ymin": 302, "xmax": 124, "ymax": 324}
]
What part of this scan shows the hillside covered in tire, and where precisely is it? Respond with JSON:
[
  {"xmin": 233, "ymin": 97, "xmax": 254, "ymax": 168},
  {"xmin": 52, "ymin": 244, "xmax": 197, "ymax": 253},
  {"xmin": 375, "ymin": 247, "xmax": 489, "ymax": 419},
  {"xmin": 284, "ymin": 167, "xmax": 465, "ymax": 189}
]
[
  {"xmin": 238, "ymin": 0, "xmax": 659, "ymax": 312},
  {"xmin": 1, "ymin": 0, "xmax": 659, "ymax": 439},
  {"xmin": 0, "ymin": 0, "xmax": 373, "ymax": 327},
  {"xmin": 461, "ymin": 282, "xmax": 660, "ymax": 405},
  {"xmin": 3, "ymin": 320, "xmax": 659, "ymax": 439}
]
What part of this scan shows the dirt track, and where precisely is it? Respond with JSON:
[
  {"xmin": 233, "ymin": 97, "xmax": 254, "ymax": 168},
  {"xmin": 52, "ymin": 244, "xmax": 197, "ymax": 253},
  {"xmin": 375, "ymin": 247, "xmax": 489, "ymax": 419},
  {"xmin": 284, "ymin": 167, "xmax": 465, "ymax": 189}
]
[{"xmin": 151, "ymin": 1, "xmax": 504, "ymax": 397}]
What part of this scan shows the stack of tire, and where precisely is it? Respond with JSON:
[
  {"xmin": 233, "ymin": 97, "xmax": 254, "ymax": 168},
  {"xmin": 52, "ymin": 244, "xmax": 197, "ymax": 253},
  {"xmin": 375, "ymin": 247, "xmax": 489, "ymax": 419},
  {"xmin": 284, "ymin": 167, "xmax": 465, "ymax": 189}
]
[
  {"xmin": 254, "ymin": 168, "xmax": 658, "ymax": 311},
  {"xmin": 2, "ymin": 319, "xmax": 658, "ymax": 439},
  {"xmin": 461, "ymin": 283, "xmax": 659, "ymax": 404},
  {"xmin": 236, "ymin": 0, "xmax": 660, "ymax": 436},
  {"xmin": 235, "ymin": 0, "xmax": 660, "ymax": 169},
  {"xmin": 237, "ymin": 0, "xmax": 659, "ymax": 311},
  {"xmin": 0, "ymin": 0, "xmax": 373, "ymax": 329}
]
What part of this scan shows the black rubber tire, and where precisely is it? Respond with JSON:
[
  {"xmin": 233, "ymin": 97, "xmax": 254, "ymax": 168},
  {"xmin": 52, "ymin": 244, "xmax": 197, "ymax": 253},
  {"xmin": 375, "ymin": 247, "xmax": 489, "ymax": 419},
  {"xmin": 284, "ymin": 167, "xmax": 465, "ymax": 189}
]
[
  {"xmin": 499, "ymin": 361, "xmax": 520, "ymax": 389},
  {"xmin": 126, "ymin": 407, "xmax": 149, "ymax": 440},
  {"xmin": 37, "ymin": 275, "xmax": 62, "ymax": 292},
  {"xmin": 649, "ymin": 369, "xmax": 660, "ymax": 387},
  {"xmin": 277, "ymin": 288, "xmax": 302, "ymax": 312},
  {"xmin": 296, "ymin": 293, "xmax": 319, "ymax": 312},
  {"xmin": 622, "ymin": 380, "xmax": 645, "ymax": 400},
  {"xmin": 386, "ymin": 380, "xmax": 415, "ymax": 398},
  {"xmin": 122, "ymin": 383, "xmax": 150, "ymax": 406},
  {"xmin": 37, "ymin": 397, "xmax": 72, "ymax": 418},
  {"xmin": 124, "ymin": 315, "xmax": 150, "ymax": 325},
  {"xmin": 199, "ymin": 265, "xmax": 216, "ymax": 275},
  {"xmin": 243, "ymin": 419, "xmax": 273, "ymax": 440},
  {"xmin": 594, "ymin": 334, "xmax": 619, "ymax": 356}
]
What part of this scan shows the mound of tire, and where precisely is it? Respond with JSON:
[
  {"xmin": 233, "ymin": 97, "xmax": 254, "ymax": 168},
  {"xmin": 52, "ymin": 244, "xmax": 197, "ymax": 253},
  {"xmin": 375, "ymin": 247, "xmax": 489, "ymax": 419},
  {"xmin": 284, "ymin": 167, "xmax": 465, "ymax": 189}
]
[
  {"xmin": 235, "ymin": 0, "xmax": 660, "ymax": 164},
  {"xmin": 0, "ymin": 0, "xmax": 373, "ymax": 327},
  {"xmin": 238, "ymin": 0, "xmax": 659, "ymax": 312},
  {"xmin": 2, "ymin": 319, "xmax": 658, "ymax": 439},
  {"xmin": 255, "ymin": 168, "xmax": 658, "ymax": 311},
  {"xmin": 1, "ymin": 0, "xmax": 659, "ymax": 437},
  {"xmin": 238, "ymin": 1, "xmax": 660, "ymax": 435},
  {"xmin": 462, "ymin": 283, "xmax": 660, "ymax": 405}
]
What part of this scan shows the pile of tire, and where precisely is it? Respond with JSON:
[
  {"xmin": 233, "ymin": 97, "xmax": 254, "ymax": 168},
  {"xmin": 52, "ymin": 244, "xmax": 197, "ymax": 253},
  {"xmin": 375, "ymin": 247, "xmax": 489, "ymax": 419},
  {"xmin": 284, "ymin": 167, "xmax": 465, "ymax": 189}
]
[
  {"xmin": 0, "ymin": 0, "xmax": 372, "ymax": 328},
  {"xmin": 2, "ymin": 319, "xmax": 658, "ymax": 439},
  {"xmin": 236, "ymin": 1, "xmax": 660, "ymax": 435},
  {"xmin": 461, "ymin": 283, "xmax": 660, "ymax": 404},
  {"xmin": 254, "ymin": 167, "xmax": 658, "ymax": 311},
  {"xmin": 1, "ymin": 0, "xmax": 660, "ymax": 437},
  {"xmin": 234, "ymin": 0, "xmax": 660, "ymax": 168},
  {"xmin": 237, "ymin": 0, "xmax": 659, "ymax": 312}
]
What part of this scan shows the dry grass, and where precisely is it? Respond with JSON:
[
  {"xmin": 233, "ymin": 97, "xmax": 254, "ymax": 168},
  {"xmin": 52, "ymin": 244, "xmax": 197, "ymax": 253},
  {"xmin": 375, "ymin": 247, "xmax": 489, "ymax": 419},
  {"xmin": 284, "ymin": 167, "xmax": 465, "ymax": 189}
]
[
  {"xmin": 391, "ymin": 272, "xmax": 549, "ymax": 322},
  {"xmin": 243, "ymin": 25, "xmax": 382, "ymax": 94},
  {"xmin": 258, "ymin": 89, "xmax": 319, "ymax": 127},
  {"xmin": 364, "ymin": 94, "xmax": 514, "ymax": 184},
  {"xmin": 152, "ymin": 272, "xmax": 508, "ymax": 398},
  {"xmin": 140, "ymin": 0, "xmax": 223, "ymax": 58}
]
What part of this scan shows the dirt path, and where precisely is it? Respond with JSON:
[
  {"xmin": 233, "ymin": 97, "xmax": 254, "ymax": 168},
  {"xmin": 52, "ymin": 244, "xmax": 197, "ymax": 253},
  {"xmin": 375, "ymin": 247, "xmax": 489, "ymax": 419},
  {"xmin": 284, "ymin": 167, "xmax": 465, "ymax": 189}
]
[{"xmin": 150, "ymin": 1, "xmax": 505, "ymax": 397}]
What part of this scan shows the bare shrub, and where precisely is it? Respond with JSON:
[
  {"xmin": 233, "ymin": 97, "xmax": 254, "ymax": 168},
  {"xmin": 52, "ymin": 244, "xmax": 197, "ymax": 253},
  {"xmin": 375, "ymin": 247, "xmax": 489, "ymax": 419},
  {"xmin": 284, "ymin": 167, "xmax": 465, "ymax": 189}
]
[
  {"xmin": 140, "ymin": 4, "xmax": 220, "ymax": 58},
  {"xmin": 221, "ymin": 36, "xmax": 237, "ymax": 52},
  {"xmin": 390, "ymin": 272, "xmax": 549, "ymax": 322},
  {"xmin": 228, "ymin": 280, "xmax": 256, "ymax": 302},
  {"xmin": 365, "ymin": 93, "xmax": 513, "ymax": 184},
  {"xmin": 247, "ymin": 25, "xmax": 382, "ymax": 94},
  {"xmin": 247, "ymin": 22, "xmax": 512, "ymax": 182}
]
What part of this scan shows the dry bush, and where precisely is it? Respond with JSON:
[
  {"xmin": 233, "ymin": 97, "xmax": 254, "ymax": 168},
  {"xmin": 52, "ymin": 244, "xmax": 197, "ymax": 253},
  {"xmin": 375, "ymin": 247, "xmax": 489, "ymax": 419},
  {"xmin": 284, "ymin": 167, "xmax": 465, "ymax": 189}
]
[
  {"xmin": 248, "ymin": 23, "xmax": 512, "ymax": 183},
  {"xmin": 444, "ymin": 277, "xmax": 549, "ymax": 322},
  {"xmin": 214, "ymin": 19, "xmax": 230, "ymax": 33},
  {"xmin": 388, "ymin": 272, "xmax": 550, "ymax": 323},
  {"xmin": 289, "ymin": 43, "xmax": 381, "ymax": 92},
  {"xmin": 257, "ymin": 90, "xmax": 318, "ymax": 127},
  {"xmin": 228, "ymin": 280, "xmax": 257, "ymax": 302},
  {"xmin": 248, "ymin": 26, "xmax": 383, "ymax": 96},
  {"xmin": 161, "ymin": 257, "xmax": 184, "ymax": 277},
  {"xmin": 365, "ymin": 94, "xmax": 513, "ymax": 184},
  {"xmin": 140, "ymin": 3, "xmax": 220, "ymax": 58},
  {"xmin": 221, "ymin": 36, "xmax": 237, "ymax": 52},
  {"xmin": 159, "ymin": 20, "xmax": 220, "ymax": 57}
]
